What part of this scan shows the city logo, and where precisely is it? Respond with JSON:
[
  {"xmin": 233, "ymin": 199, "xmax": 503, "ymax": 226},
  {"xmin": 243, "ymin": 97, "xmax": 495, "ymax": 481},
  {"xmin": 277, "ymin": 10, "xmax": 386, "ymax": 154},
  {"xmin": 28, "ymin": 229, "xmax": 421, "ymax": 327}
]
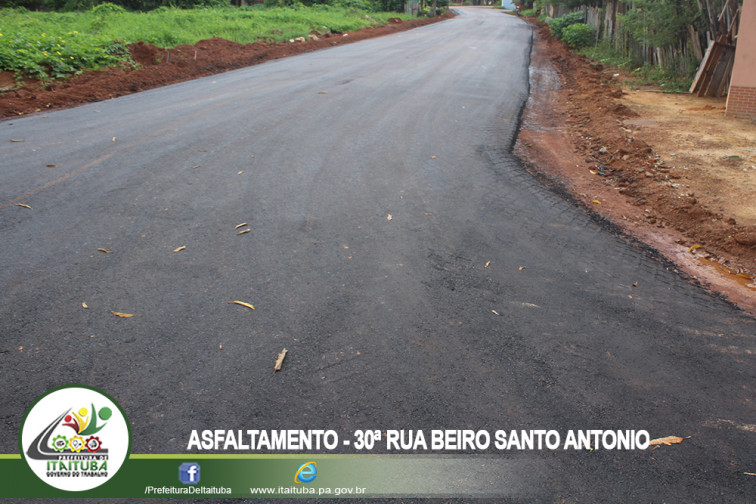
[
  {"xmin": 294, "ymin": 461, "xmax": 317, "ymax": 483},
  {"xmin": 178, "ymin": 462, "xmax": 201, "ymax": 485},
  {"xmin": 20, "ymin": 385, "xmax": 130, "ymax": 491}
]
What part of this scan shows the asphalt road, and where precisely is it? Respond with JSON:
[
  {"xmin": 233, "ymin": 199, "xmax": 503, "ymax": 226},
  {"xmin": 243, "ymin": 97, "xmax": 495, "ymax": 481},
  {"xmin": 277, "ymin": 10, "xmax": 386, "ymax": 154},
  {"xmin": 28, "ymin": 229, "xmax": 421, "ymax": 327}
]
[{"xmin": 1, "ymin": 7, "xmax": 754, "ymax": 502}]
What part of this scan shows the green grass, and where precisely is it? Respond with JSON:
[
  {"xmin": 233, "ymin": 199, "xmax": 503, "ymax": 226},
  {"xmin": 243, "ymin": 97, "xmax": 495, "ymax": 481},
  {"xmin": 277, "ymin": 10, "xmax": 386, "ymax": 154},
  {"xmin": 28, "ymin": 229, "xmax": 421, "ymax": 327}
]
[
  {"xmin": 579, "ymin": 41, "xmax": 694, "ymax": 93},
  {"xmin": 579, "ymin": 42, "xmax": 633, "ymax": 70},
  {"xmin": 0, "ymin": 5, "xmax": 413, "ymax": 80},
  {"xmin": 626, "ymin": 63, "xmax": 695, "ymax": 93}
]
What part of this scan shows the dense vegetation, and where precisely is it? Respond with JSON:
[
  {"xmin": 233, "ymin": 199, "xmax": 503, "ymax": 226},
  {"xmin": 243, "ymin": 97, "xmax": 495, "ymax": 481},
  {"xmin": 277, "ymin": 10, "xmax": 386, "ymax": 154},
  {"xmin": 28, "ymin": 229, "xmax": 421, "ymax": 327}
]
[
  {"xmin": 524, "ymin": 0, "xmax": 742, "ymax": 91},
  {"xmin": 0, "ymin": 0, "xmax": 413, "ymax": 11},
  {"xmin": 0, "ymin": 1, "xmax": 415, "ymax": 81}
]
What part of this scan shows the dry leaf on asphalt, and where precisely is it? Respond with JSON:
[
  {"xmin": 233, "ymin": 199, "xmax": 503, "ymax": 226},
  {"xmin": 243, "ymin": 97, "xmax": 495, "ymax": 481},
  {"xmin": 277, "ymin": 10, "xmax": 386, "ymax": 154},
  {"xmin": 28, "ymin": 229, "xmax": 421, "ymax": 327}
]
[
  {"xmin": 235, "ymin": 222, "xmax": 248, "ymax": 229},
  {"xmin": 46, "ymin": 164, "xmax": 57, "ymax": 167},
  {"xmin": 231, "ymin": 300, "xmax": 255, "ymax": 311},
  {"xmin": 9, "ymin": 139, "xmax": 25, "ymax": 142},
  {"xmin": 649, "ymin": 436, "xmax": 690, "ymax": 446},
  {"xmin": 492, "ymin": 310, "xmax": 500, "ymax": 316},
  {"xmin": 387, "ymin": 214, "xmax": 393, "ymax": 221},
  {"xmin": 519, "ymin": 265, "xmax": 527, "ymax": 271},
  {"xmin": 274, "ymin": 348, "xmax": 288, "ymax": 371},
  {"xmin": 82, "ymin": 301, "xmax": 88, "ymax": 309},
  {"xmin": 111, "ymin": 311, "xmax": 135, "ymax": 318},
  {"xmin": 484, "ymin": 261, "xmax": 491, "ymax": 268},
  {"xmin": 173, "ymin": 245, "xmax": 186, "ymax": 253},
  {"xmin": 238, "ymin": 228, "xmax": 250, "ymax": 235},
  {"xmin": 16, "ymin": 203, "xmax": 32, "ymax": 209},
  {"xmin": 97, "ymin": 248, "xmax": 111, "ymax": 253}
]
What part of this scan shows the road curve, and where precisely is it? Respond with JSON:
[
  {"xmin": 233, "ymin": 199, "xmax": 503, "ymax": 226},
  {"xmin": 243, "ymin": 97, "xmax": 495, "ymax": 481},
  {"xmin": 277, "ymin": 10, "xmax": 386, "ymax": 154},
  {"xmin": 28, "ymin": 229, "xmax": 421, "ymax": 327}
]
[{"xmin": 1, "ymin": 7, "xmax": 754, "ymax": 501}]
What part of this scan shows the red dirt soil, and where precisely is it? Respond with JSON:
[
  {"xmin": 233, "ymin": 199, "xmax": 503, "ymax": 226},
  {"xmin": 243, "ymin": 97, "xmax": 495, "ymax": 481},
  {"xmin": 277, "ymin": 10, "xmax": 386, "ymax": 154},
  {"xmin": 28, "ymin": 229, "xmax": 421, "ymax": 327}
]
[
  {"xmin": 515, "ymin": 19, "xmax": 756, "ymax": 313},
  {"xmin": 0, "ymin": 12, "xmax": 452, "ymax": 118}
]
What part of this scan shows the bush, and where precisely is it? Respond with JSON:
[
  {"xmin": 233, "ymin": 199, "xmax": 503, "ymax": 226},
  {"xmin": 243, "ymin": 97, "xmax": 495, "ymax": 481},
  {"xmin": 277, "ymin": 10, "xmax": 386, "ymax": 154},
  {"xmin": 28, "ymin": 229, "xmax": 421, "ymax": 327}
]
[
  {"xmin": 520, "ymin": 8, "xmax": 536, "ymax": 17},
  {"xmin": 91, "ymin": 2, "xmax": 126, "ymax": 13},
  {"xmin": 561, "ymin": 22, "xmax": 594, "ymax": 48},
  {"xmin": 63, "ymin": 0, "xmax": 96, "ymax": 9},
  {"xmin": 0, "ymin": 29, "xmax": 130, "ymax": 81},
  {"xmin": 372, "ymin": 0, "xmax": 404, "ymax": 12},
  {"xmin": 547, "ymin": 10, "xmax": 583, "ymax": 40},
  {"xmin": 0, "ymin": 0, "xmax": 46, "ymax": 8},
  {"xmin": 334, "ymin": 0, "xmax": 373, "ymax": 10},
  {"xmin": 629, "ymin": 63, "xmax": 695, "ymax": 93},
  {"xmin": 580, "ymin": 41, "xmax": 633, "ymax": 69}
]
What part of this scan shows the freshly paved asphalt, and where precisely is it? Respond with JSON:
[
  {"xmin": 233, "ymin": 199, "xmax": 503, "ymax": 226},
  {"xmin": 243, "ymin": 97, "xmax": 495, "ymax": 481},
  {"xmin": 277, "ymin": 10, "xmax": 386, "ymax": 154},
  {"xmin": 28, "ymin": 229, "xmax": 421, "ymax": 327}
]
[{"xmin": 1, "ymin": 7, "xmax": 754, "ymax": 502}]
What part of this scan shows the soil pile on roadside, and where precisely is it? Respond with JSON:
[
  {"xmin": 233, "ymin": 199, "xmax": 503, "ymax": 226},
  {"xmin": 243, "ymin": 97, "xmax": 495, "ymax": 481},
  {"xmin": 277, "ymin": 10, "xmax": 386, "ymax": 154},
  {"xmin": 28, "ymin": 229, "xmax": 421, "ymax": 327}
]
[
  {"xmin": 0, "ymin": 12, "xmax": 453, "ymax": 118},
  {"xmin": 516, "ymin": 18, "xmax": 756, "ymax": 309}
]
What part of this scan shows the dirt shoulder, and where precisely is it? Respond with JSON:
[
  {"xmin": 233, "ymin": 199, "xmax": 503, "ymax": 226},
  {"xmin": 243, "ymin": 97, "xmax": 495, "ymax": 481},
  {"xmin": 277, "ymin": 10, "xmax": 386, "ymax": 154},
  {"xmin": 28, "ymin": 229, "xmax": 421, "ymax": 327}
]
[
  {"xmin": 0, "ymin": 13, "xmax": 452, "ymax": 119},
  {"xmin": 515, "ymin": 18, "xmax": 756, "ymax": 313}
]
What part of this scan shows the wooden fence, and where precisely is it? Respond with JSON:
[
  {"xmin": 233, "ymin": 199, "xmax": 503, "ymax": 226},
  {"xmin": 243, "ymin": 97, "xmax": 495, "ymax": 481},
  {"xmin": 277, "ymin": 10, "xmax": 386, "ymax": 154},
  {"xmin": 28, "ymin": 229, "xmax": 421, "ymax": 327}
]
[{"xmin": 542, "ymin": 0, "xmax": 740, "ymax": 89}]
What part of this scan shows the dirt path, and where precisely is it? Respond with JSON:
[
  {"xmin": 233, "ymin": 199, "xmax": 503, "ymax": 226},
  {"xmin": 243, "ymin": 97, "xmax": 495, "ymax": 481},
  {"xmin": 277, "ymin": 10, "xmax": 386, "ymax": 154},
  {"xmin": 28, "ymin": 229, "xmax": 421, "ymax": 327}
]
[{"xmin": 515, "ymin": 19, "xmax": 756, "ymax": 314}]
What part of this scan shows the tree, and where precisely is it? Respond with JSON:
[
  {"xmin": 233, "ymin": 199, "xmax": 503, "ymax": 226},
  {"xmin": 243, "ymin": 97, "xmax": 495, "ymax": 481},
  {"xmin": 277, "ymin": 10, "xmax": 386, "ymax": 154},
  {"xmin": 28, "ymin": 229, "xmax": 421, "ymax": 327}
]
[{"xmin": 619, "ymin": 0, "xmax": 699, "ymax": 48}]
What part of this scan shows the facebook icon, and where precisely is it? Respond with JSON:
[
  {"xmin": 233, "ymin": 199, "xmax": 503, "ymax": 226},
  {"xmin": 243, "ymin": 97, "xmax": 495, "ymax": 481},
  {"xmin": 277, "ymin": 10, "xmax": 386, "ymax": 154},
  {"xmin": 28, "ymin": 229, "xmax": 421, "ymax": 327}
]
[{"xmin": 178, "ymin": 462, "xmax": 201, "ymax": 485}]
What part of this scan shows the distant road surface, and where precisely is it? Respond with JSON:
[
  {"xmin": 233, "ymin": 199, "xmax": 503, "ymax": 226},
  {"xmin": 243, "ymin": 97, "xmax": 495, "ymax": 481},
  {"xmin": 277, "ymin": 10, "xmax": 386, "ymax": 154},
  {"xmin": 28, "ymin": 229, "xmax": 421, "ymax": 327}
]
[{"xmin": 1, "ymin": 7, "xmax": 753, "ymax": 501}]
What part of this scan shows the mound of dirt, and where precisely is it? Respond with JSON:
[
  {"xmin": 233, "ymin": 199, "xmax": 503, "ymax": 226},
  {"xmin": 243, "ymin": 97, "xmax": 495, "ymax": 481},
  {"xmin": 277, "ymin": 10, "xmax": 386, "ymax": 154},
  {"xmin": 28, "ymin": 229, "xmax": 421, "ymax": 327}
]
[
  {"xmin": 0, "ymin": 12, "xmax": 453, "ymax": 118},
  {"xmin": 516, "ymin": 18, "xmax": 756, "ymax": 312}
]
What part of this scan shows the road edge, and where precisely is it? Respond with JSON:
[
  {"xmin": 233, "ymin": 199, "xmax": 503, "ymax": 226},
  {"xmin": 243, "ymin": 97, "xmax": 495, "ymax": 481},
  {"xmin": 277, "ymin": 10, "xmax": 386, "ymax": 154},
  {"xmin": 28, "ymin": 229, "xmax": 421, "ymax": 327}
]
[{"xmin": 512, "ymin": 17, "xmax": 756, "ymax": 316}]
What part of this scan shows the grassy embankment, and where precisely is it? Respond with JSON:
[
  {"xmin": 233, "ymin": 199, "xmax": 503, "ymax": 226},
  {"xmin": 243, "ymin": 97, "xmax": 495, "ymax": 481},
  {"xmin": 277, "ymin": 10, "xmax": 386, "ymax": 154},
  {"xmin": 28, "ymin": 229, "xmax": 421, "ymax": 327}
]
[{"xmin": 0, "ymin": 4, "xmax": 412, "ymax": 81}]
